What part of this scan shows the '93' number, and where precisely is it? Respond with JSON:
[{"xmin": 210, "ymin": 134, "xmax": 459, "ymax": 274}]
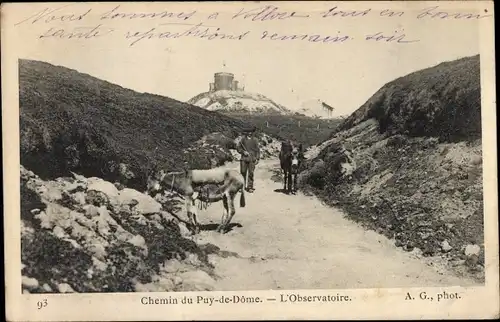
[{"xmin": 37, "ymin": 299, "xmax": 48, "ymax": 310}]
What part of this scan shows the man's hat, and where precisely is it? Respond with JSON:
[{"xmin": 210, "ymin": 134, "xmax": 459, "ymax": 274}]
[{"xmin": 242, "ymin": 127, "xmax": 255, "ymax": 134}]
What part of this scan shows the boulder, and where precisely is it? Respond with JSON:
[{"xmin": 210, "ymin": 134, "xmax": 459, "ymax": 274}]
[
  {"xmin": 22, "ymin": 276, "xmax": 39, "ymax": 290},
  {"xmin": 92, "ymin": 257, "xmax": 108, "ymax": 271},
  {"xmin": 52, "ymin": 226, "xmax": 67, "ymax": 239},
  {"xmin": 156, "ymin": 277, "xmax": 175, "ymax": 291},
  {"xmin": 41, "ymin": 184, "xmax": 63, "ymax": 202},
  {"xmin": 72, "ymin": 192, "xmax": 87, "ymax": 205},
  {"xmin": 88, "ymin": 243, "xmax": 107, "ymax": 260},
  {"xmin": 85, "ymin": 190, "xmax": 111, "ymax": 207},
  {"xmin": 178, "ymin": 222, "xmax": 192, "ymax": 238},
  {"xmin": 464, "ymin": 244, "xmax": 481, "ymax": 257},
  {"xmin": 441, "ymin": 240, "xmax": 452, "ymax": 252},
  {"xmin": 178, "ymin": 270, "xmax": 215, "ymax": 291},
  {"xmin": 57, "ymin": 283, "xmax": 75, "ymax": 293},
  {"xmin": 42, "ymin": 283, "xmax": 53, "ymax": 292},
  {"xmin": 116, "ymin": 188, "xmax": 162, "ymax": 214},
  {"xmin": 128, "ymin": 235, "xmax": 147, "ymax": 252},
  {"xmin": 87, "ymin": 178, "xmax": 119, "ymax": 202}
]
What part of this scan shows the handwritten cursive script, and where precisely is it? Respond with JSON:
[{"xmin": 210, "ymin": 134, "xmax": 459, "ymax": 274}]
[
  {"xmin": 39, "ymin": 24, "xmax": 114, "ymax": 39},
  {"xmin": 416, "ymin": 6, "xmax": 492, "ymax": 20},
  {"xmin": 125, "ymin": 23, "xmax": 250, "ymax": 46},
  {"xmin": 321, "ymin": 6, "xmax": 371, "ymax": 18},
  {"xmin": 12, "ymin": 3, "xmax": 492, "ymax": 48},
  {"xmin": 260, "ymin": 31, "xmax": 350, "ymax": 44},
  {"xmin": 14, "ymin": 4, "xmax": 91, "ymax": 26},
  {"xmin": 232, "ymin": 5, "xmax": 310, "ymax": 21},
  {"xmin": 100, "ymin": 5, "xmax": 197, "ymax": 21},
  {"xmin": 365, "ymin": 30, "xmax": 419, "ymax": 43}
]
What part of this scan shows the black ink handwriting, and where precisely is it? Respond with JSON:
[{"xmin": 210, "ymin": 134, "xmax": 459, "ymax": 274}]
[
  {"xmin": 416, "ymin": 6, "xmax": 492, "ymax": 20},
  {"xmin": 379, "ymin": 9, "xmax": 405, "ymax": 17},
  {"xmin": 261, "ymin": 31, "xmax": 351, "ymax": 44},
  {"xmin": 232, "ymin": 5, "xmax": 309, "ymax": 21},
  {"xmin": 100, "ymin": 5, "xmax": 197, "ymax": 21},
  {"xmin": 321, "ymin": 6, "xmax": 372, "ymax": 18},
  {"xmin": 365, "ymin": 30, "xmax": 419, "ymax": 43},
  {"xmin": 39, "ymin": 25, "xmax": 114, "ymax": 39},
  {"xmin": 125, "ymin": 23, "xmax": 250, "ymax": 46},
  {"xmin": 14, "ymin": 4, "xmax": 91, "ymax": 26}
]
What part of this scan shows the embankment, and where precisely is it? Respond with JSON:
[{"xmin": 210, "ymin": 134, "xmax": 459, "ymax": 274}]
[{"xmin": 299, "ymin": 55, "xmax": 484, "ymax": 282}]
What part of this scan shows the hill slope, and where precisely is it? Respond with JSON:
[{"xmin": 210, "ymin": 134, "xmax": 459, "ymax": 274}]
[
  {"xmin": 334, "ymin": 55, "xmax": 481, "ymax": 142},
  {"xmin": 299, "ymin": 55, "xmax": 485, "ymax": 282},
  {"xmin": 227, "ymin": 113, "xmax": 343, "ymax": 149},
  {"xmin": 19, "ymin": 60, "xmax": 250, "ymax": 190},
  {"xmin": 188, "ymin": 90, "xmax": 292, "ymax": 115}
]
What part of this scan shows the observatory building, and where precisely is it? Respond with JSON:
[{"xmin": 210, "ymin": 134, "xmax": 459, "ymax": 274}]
[
  {"xmin": 321, "ymin": 101, "xmax": 334, "ymax": 117},
  {"xmin": 209, "ymin": 72, "xmax": 243, "ymax": 92}
]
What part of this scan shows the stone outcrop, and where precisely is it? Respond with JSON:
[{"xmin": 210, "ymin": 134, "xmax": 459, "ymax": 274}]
[{"xmin": 21, "ymin": 165, "xmax": 219, "ymax": 293}]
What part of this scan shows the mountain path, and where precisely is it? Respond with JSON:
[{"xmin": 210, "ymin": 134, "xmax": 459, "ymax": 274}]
[{"xmin": 192, "ymin": 158, "xmax": 477, "ymax": 291}]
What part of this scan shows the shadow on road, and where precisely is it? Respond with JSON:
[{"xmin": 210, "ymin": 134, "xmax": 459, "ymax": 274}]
[{"xmin": 200, "ymin": 223, "xmax": 243, "ymax": 233}]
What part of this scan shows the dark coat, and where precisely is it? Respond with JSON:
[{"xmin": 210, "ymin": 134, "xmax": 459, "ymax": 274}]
[{"xmin": 237, "ymin": 136, "xmax": 261, "ymax": 162}]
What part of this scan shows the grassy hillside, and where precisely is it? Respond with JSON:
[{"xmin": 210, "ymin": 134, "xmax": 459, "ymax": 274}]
[
  {"xmin": 335, "ymin": 55, "xmax": 481, "ymax": 143},
  {"xmin": 19, "ymin": 59, "xmax": 250, "ymax": 190},
  {"xmin": 299, "ymin": 55, "xmax": 485, "ymax": 282},
  {"xmin": 224, "ymin": 112, "xmax": 343, "ymax": 149}
]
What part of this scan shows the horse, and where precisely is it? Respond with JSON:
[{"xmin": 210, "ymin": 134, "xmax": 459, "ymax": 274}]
[
  {"xmin": 279, "ymin": 140, "xmax": 304, "ymax": 194},
  {"xmin": 146, "ymin": 166, "xmax": 246, "ymax": 234}
]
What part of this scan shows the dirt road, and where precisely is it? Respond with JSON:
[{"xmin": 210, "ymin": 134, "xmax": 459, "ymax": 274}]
[{"xmin": 194, "ymin": 159, "xmax": 478, "ymax": 291}]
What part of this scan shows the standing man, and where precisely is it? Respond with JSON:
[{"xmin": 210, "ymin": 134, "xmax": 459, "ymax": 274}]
[{"xmin": 237, "ymin": 127, "xmax": 260, "ymax": 193}]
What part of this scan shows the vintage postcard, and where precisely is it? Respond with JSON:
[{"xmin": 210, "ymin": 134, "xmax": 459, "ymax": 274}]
[{"xmin": 2, "ymin": 1, "xmax": 498, "ymax": 320}]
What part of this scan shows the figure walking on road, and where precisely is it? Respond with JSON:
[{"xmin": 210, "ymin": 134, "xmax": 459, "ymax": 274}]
[{"xmin": 237, "ymin": 127, "xmax": 260, "ymax": 193}]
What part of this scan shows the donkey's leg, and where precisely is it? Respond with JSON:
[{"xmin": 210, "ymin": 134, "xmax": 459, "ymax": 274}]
[
  {"xmin": 283, "ymin": 169, "xmax": 288, "ymax": 191},
  {"xmin": 185, "ymin": 196, "xmax": 197, "ymax": 234},
  {"xmin": 217, "ymin": 195, "xmax": 229, "ymax": 233},
  {"xmin": 221, "ymin": 192, "xmax": 236, "ymax": 234},
  {"xmin": 292, "ymin": 174, "xmax": 297, "ymax": 194},
  {"xmin": 287, "ymin": 170, "xmax": 292, "ymax": 194},
  {"xmin": 240, "ymin": 160, "xmax": 248, "ymax": 190},
  {"xmin": 191, "ymin": 207, "xmax": 200, "ymax": 234}
]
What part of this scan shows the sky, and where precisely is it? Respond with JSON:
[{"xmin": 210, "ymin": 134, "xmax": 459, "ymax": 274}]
[{"xmin": 5, "ymin": 1, "xmax": 489, "ymax": 117}]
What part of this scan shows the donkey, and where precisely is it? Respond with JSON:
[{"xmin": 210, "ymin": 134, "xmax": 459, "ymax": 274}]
[
  {"xmin": 279, "ymin": 140, "xmax": 304, "ymax": 194},
  {"xmin": 146, "ymin": 166, "xmax": 246, "ymax": 234}
]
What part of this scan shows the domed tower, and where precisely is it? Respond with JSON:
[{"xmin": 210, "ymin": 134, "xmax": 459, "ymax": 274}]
[{"xmin": 214, "ymin": 72, "xmax": 234, "ymax": 91}]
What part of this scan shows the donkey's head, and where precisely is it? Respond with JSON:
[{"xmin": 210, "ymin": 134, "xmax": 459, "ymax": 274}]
[
  {"xmin": 146, "ymin": 168, "xmax": 166, "ymax": 195},
  {"xmin": 290, "ymin": 146, "xmax": 300, "ymax": 174},
  {"xmin": 290, "ymin": 142, "xmax": 304, "ymax": 174},
  {"xmin": 146, "ymin": 168, "xmax": 192, "ymax": 196}
]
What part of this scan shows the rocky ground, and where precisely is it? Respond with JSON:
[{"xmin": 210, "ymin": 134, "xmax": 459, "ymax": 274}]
[
  {"xmin": 299, "ymin": 119, "xmax": 484, "ymax": 282},
  {"xmin": 20, "ymin": 165, "xmax": 224, "ymax": 293}
]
